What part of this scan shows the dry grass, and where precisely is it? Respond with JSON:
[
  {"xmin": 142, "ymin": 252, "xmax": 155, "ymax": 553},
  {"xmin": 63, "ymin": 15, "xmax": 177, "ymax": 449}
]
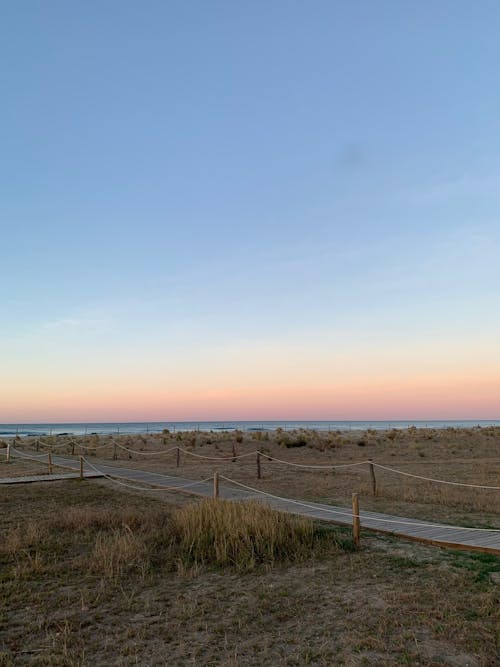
[
  {"xmin": 2, "ymin": 495, "xmax": 341, "ymax": 582},
  {"xmin": 23, "ymin": 426, "xmax": 500, "ymax": 518},
  {"xmin": 10, "ymin": 426, "xmax": 500, "ymax": 528},
  {"xmin": 0, "ymin": 480, "xmax": 498, "ymax": 666},
  {"xmin": 173, "ymin": 499, "xmax": 331, "ymax": 571},
  {"xmin": 0, "ymin": 457, "xmax": 52, "ymax": 478}
]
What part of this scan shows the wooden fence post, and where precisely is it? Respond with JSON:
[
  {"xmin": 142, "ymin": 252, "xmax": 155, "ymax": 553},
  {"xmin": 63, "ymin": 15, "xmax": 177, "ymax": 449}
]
[
  {"xmin": 113, "ymin": 443, "xmax": 117, "ymax": 460},
  {"xmin": 71, "ymin": 441, "xmax": 75, "ymax": 456},
  {"xmin": 6, "ymin": 444, "xmax": 11, "ymax": 463},
  {"xmin": 213, "ymin": 471, "xmax": 219, "ymax": 498},
  {"xmin": 176, "ymin": 447, "xmax": 180, "ymax": 468},
  {"xmin": 36, "ymin": 438, "xmax": 39, "ymax": 452},
  {"xmin": 232, "ymin": 443, "xmax": 236, "ymax": 463},
  {"xmin": 48, "ymin": 451, "xmax": 53, "ymax": 475},
  {"xmin": 80, "ymin": 456, "xmax": 84, "ymax": 480},
  {"xmin": 352, "ymin": 493, "xmax": 360, "ymax": 547},
  {"xmin": 368, "ymin": 459, "xmax": 377, "ymax": 496},
  {"xmin": 257, "ymin": 451, "xmax": 261, "ymax": 479}
]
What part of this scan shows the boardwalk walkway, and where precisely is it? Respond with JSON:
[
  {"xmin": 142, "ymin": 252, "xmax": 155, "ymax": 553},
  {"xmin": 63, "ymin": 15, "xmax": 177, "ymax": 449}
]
[
  {"xmin": 9, "ymin": 448, "xmax": 500, "ymax": 555},
  {"xmin": 0, "ymin": 471, "xmax": 103, "ymax": 484}
]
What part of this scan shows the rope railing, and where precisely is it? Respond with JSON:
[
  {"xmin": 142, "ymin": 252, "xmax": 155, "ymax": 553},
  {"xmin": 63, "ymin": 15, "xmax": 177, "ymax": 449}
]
[
  {"xmin": 82, "ymin": 457, "xmax": 213, "ymax": 493},
  {"xmin": 6, "ymin": 449, "xmax": 500, "ymax": 549},
  {"xmin": 108, "ymin": 442, "xmax": 258, "ymax": 460},
  {"xmin": 218, "ymin": 475, "xmax": 500, "ymax": 533},
  {"xmin": 262, "ymin": 455, "xmax": 371, "ymax": 470},
  {"xmin": 7, "ymin": 439, "xmax": 500, "ymax": 490},
  {"xmin": 19, "ymin": 438, "xmax": 370, "ymax": 467},
  {"xmin": 176, "ymin": 446, "xmax": 258, "ymax": 461},
  {"xmin": 29, "ymin": 437, "xmax": 258, "ymax": 459},
  {"xmin": 9, "ymin": 447, "xmax": 213, "ymax": 491},
  {"xmin": 112, "ymin": 442, "xmax": 179, "ymax": 456},
  {"xmin": 23, "ymin": 438, "xmax": 260, "ymax": 461},
  {"xmin": 10, "ymin": 447, "xmax": 78, "ymax": 473},
  {"xmin": 34, "ymin": 438, "xmax": 110, "ymax": 451},
  {"xmin": 11, "ymin": 448, "xmax": 49, "ymax": 460},
  {"xmin": 372, "ymin": 462, "xmax": 500, "ymax": 490}
]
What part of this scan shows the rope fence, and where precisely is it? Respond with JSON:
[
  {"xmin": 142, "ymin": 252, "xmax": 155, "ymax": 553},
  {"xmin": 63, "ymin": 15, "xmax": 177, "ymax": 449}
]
[
  {"xmin": 4, "ymin": 439, "xmax": 500, "ymax": 490},
  {"xmin": 15, "ymin": 447, "xmax": 497, "ymax": 537},
  {"xmin": 5, "ymin": 446, "xmax": 500, "ymax": 552},
  {"xmin": 82, "ymin": 457, "xmax": 214, "ymax": 492},
  {"xmin": 218, "ymin": 475, "xmax": 500, "ymax": 533},
  {"xmin": 263, "ymin": 455, "xmax": 370, "ymax": 470},
  {"xmin": 371, "ymin": 462, "xmax": 500, "ymax": 490}
]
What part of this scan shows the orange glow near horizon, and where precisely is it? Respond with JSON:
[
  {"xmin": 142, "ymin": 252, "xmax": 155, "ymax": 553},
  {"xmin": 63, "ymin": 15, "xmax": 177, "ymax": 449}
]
[
  {"xmin": 3, "ymin": 371, "xmax": 499, "ymax": 423},
  {"xmin": 3, "ymin": 331, "xmax": 500, "ymax": 423}
]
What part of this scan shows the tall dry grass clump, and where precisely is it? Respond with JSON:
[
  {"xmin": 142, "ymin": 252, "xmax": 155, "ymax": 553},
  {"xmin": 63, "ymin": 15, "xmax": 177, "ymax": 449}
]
[
  {"xmin": 2, "ymin": 499, "xmax": 347, "ymax": 581},
  {"xmin": 172, "ymin": 499, "xmax": 317, "ymax": 571}
]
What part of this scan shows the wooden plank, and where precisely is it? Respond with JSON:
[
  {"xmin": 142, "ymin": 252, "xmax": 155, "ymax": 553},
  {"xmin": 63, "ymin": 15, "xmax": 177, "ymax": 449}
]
[
  {"xmin": 453, "ymin": 535, "xmax": 500, "ymax": 547},
  {"xmin": 0, "ymin": 472, "xmax": 103, "ymax": 484}
]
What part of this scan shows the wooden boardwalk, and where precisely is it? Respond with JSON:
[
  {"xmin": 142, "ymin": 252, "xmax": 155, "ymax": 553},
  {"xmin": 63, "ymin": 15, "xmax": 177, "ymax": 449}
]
[
  {"xmin": 9, "ymin": 448, "xmax": 500, "ymax": 555},
  {"xmin": 0, "ymin": 471, "xmax": 103, "ymax": 484}
]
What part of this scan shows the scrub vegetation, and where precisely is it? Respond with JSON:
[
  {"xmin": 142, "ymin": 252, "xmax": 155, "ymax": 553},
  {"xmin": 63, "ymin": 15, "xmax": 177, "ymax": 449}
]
[
  {"xmin": 11, "ymin": 425, "xmax": 499, "ymax": 525},
  {"xmin": 0, "ymin": 479, "xmax": 498, "ymax": 666}
]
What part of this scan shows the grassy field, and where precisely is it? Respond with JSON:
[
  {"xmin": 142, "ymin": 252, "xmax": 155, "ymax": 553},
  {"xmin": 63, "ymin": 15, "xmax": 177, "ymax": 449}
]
[
  {"xmin": 9, "ymin": 425, "xmax": 500, "ymax": 528},
  {"xmin": 0, "ymin": 458, "xmax": 56, "ymax": 478},
  {"xmin": 0, "ymin": 475, "xmax": 499, "ymax": 666}
]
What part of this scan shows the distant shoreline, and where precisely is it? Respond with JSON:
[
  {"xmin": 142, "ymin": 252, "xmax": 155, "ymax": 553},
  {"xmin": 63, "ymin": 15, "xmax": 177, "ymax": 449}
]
[{"xmin": 2, "ymin": 419, "xmax": 500, "ymax": 438}]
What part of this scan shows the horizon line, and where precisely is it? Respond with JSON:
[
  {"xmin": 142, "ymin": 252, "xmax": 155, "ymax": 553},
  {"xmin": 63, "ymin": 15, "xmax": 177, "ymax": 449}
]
[{"xmin": 2, "ymin": 417, "xmax": 500, "ymax": 425}]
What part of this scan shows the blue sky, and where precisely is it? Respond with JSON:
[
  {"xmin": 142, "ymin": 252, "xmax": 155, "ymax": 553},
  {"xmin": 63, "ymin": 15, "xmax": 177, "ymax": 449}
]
[{"xmin": 1, "ymin": 1, "xmax": 500, "ymax": 420}]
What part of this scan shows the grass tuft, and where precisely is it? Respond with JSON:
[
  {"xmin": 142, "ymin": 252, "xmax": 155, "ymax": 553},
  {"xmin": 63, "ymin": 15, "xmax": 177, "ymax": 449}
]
[
  {"xmin": 2, "ymin": 498, "xmax": 346, "ymax": 579},
  {"xmin": 172, "ymin": 499, "xmax": 326, "ymax": 571}
]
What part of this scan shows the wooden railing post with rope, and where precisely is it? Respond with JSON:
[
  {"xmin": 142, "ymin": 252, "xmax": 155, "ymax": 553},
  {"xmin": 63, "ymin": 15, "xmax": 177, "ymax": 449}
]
[
  {"xmin": 352, "ymin": 493, "xmax": 360, "ymax": 547},
  {"xmin": 368, "ymin": 459, "xmax": 377, "ymax": 496}
]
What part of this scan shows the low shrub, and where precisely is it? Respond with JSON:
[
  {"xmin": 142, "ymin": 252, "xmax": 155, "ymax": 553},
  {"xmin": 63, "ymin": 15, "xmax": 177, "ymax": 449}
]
[
  {"xmin": 284, "ymin": 436, "xmax": 308, "ymax": 448},
  {"xmin": 2, "ymin": 500, "xmax": 346, "ymax": 578}
]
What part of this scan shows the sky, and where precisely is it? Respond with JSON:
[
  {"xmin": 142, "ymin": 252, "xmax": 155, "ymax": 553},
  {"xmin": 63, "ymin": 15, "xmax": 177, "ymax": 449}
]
[{"xmin": 1, "ymin": 1, "xmax": 500, "ymax": 422}]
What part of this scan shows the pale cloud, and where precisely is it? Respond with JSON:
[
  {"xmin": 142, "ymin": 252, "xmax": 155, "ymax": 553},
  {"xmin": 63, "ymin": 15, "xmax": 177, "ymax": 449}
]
[{"xmin": 40, "ymin": 314, "xmax": 111, "ymax": 334}]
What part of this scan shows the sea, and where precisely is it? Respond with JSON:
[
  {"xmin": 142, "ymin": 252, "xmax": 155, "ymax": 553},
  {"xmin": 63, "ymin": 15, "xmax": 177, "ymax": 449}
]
[{"xmin": 1, "ymin": 420, "xmax": 500, "ymax": 438}]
